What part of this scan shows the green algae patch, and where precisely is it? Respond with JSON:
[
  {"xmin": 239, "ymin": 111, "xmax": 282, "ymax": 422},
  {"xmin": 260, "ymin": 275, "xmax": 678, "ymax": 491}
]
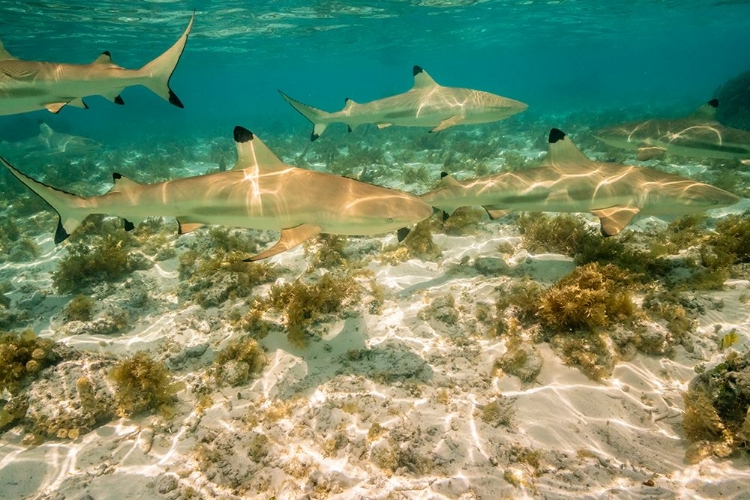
[
  {"xmin": 682, "ymin": 350, "xmax": 750, "ymax": 463},
  {"xmin": 108, "ymin": 351, "xmax": 179, "ymax": 418},
  {"xmin": 0, "ymin": 330, "xmax": 63, "ymax": 395},
  {"xmin": 267, "ymin": 272, "xmax": 361, "ymax": 347}
]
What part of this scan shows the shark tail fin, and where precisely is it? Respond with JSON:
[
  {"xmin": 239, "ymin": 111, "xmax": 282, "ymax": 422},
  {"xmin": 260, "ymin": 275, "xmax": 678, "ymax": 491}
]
[
  {"xmin": 0, "ymin": 157, "xmax": 90, "ymax": 243},
  {"xmin": 139, "ymin": 14, "xmax": 193, "ymax": 108},
  {"xmin": 278, "ymin": 90, "xmax": 332, "ymax": 141}
]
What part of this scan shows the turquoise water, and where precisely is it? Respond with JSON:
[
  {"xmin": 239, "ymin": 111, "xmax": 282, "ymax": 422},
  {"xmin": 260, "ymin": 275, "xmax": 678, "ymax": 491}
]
[{"xmin": 1, "ymin": 0, "xmax": 750, "ymax": 142}]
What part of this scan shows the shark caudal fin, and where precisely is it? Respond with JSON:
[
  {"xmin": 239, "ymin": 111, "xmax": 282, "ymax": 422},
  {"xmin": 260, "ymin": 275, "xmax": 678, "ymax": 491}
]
[
  {"xmin": 0, "ymin": 157, "xmax": 89, "ymax": 243},
  {"xmin": 139, "ymin": 14, "xmax": 193, "ymax": 108},
  {"xmin": 278, "ymin": 90, "xmax": 332, "ymax": 141}
]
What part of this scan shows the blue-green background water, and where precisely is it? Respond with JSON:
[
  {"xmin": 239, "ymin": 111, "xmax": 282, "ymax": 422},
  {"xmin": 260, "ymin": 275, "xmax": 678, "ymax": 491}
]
[{"xmin": 1, "ymin": 0, "xmax": 750, "ymax": 144}]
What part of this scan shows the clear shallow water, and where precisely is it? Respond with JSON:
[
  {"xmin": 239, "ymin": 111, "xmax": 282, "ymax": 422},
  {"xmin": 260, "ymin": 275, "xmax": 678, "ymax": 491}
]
[{"xmin": 1, "ymin": 0, "xmax": 750, "ymax": 143}]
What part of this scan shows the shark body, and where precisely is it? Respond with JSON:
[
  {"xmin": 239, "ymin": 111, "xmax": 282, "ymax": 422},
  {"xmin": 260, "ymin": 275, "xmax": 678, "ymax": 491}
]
[
  {"xmin": 1, "ymin": 126, "xmax": 433, "ymax": 261},
  {"xmin": 279, "ymin": 65, "xmax": 527, "ymax": 141},
  {"xmin": 421, "ymin": 128, "xmax": 740, "ymax": 236},
  {"xmin": 0, "ymin": 123, "xmax": 101, "ymax": 159},
  {"xmin": 0, "ymin": 15, "xmax": 193, "ymax": 116},
  {"xmin": 594, "ymin": 99, "xmax": 750, "ymax": 162}
]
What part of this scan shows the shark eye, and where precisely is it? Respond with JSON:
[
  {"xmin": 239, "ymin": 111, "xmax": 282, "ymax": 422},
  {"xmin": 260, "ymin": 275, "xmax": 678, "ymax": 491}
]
[{"xmin": 386, "ymin": 217, "xmax": 394, "ymax": 223}]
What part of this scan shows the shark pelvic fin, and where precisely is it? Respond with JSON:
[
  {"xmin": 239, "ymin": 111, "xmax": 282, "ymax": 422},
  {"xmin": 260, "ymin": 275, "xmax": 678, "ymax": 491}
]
[
  {"xmin": 233, "ymin": 126, "xmax": 287, "ymax": 171},
  {"xmin": 636, "ymin": 146, "xmax": 667, "ymax": 161},
  {"xmin": 244, "ymin": 224, "xmax": 321, "ymax": 261},
  {"xmin": 177, "ymin": 218, "xmax": 204, "ymax": 234},
  {"xmin": 483, "ymin": 207, "xmax": 510, "ymax": 220},
  {"xmin": 0, "ymin": 39, "xmax": 16, "ymax": 60},
  {"xmin": 431, "ymin": 115, "xmax": 464, "ymax": 133},
  {"xmin": 689, "ymin": 99, "xmax": 719, "ymax": 122},
  {"xmin": 543, "ymin": 128, "xmax": 594, "ymax": 167},
  {"xmin": 590, "ymin": 206, "xmax": 640, "ymax": 236},
  {"xmin": 412, "ymin": 65, "xmax": 438, "ymax": 90}
]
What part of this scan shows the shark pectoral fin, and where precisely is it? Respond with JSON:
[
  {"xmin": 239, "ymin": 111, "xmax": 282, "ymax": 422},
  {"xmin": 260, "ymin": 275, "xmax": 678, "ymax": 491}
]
[
  {"xmin": 430, "ymin": 115, "xmax": 464, "ymax": 133},
  {"xmin": 245, "ymin": 224, "xmax": 322, "ymax": 261},
  {"xmin": 483, "ymin": 207, "xmax": 510, "ymax": 220},
  {"xmin": 376, "ymin": 123, "xmax": 393, "ymax": 129},
  {"xmin": 590, "ymin": 206, "xmax": 640, "ymax": 237},
  {"xmin": 741, "ymin": 159, "xmax": 750, "ymax": 166},
  {"xmin": 636, "ymin": 146, "xmax": 666, "ymax": 161},
  {"xmin": 44, "ymin": 102, "xmax": 68, "ymax": 114},
  {"xmin": 177, "ymin": 219, "xmax": 204, "ymax": 234}
]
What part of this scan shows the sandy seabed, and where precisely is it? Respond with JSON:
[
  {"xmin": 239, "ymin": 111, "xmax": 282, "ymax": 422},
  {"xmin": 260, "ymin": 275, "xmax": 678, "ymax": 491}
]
[{"xmin": 1, "ymin": 132, "xmax": 750, "ymax": 500}]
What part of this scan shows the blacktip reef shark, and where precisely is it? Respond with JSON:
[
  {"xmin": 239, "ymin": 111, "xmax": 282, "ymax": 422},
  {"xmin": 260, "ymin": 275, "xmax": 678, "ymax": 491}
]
[
  {"xmin": 594, "ymin": 99, "xmax": 750, "ymax": 163},
  {"xmin": 0, "ymin": 14, "xmax": 194, "ymax": 116},
  {"xmin": 421, "ymin": 128, "xmax": 740, "ymax": 236},
  {"xmin": 0, "ymin": 126, "xmax": 434, "ymax": 261},
  {"xmin": 279, "ymin": 65, "xmax": 528, "ymax": 141},
  {"xmin": 0, "ymin": 122, "xmax": 101, "ymax": 158}
]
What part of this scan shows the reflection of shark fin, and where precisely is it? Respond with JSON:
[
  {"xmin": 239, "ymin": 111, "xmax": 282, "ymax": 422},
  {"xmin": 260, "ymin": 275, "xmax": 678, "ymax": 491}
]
[
  {"xmin": 591, "ymin": 206, "xmax": 640, "ymax": 236},
  {"xmin": 431, "ymin": 115, "xmax": 464, "ymax": 133},
  {"xmin": 233, "ymin": 126, "xmax": 287, "ymax": 172},
  {"xmin": 92, "ymin": 51, "xmax": 114, "ymax": 65},
  {"xmin": 688, "ymin": 99, "xmax": 719, "ymax": 121},
  {"xmin": 177, "ymin": 218, "xmax": 204, "ymax": 234},
  {"xmin": 245, "ymin": 224, "xmax": 321, "ymax": 261},
  {"xmin": 636, "ymin": 146, "xmax": 667, "ymax": 161},
  {"xmin": 44, "ymin": 102, "xmax": 67, "ymax": 114},
  {"xmin": 543, "ymin": 128, "xmax": 594, "ymax": 166},
  {"xmin": 68, "ymin": 98, "xmax": 88, "ymax": 109},
  {"xmin": 39, "ymin": 123, "xmax": 54, "ymax": 136},
  {"xmin": 483, "ymin": 207, "xmax": 510, "ymax": 220},
  {"xmin": 101, "ymin": 90, "xmax": 125, "ymax": 105},
  {"xmin": 108, "ymin": 172, "xmax": 142, "ymax": 193},
  {"xmin": 0, "ymin": 39, "xmax": 16, "ymax": 60},
  {"xmin": 412, "ymin": 65, "xmax": 438, "ymax": 89},
  {"xmin": 377, "ymin": 123, "xmax": 392, "ymax": 129}
]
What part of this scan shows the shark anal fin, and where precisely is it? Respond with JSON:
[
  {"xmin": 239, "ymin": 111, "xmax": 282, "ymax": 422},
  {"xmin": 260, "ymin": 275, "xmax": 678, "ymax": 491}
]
[
  {"xmin": 430, "ymin": 115, "xmax": 464, "ymax": 133},
  {"xmin": 483, "ymin": 207, "xmax": 510, "ymax": 220},
  {"xmin": 591, "ymin": 206, "xmax": 640, "ymax": 237},
  {"xmin": 376, "ymin": 123, "xmax": 393, "ymax": 129},
  {"xmin": 244, "ymin": 224, "xmax": 321, "ymax": 261},
  {"xmin": 123, "ymin": 219, "xmax": 135, "ymax": 232},
  {"xmin": 636, "ymin": 146, "xmax": 667, "ymax": 161}
]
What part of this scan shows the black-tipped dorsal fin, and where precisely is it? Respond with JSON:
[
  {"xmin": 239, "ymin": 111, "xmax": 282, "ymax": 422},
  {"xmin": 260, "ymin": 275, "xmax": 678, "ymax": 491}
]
[
  {"xmin": 92, "ymin": 51, "xmax": 113, "ymax": 65},
  {"xmin": 0, "ymin": 39, "xmax": 16, "ymax": 60},
  {"xmin": 543, "ymin": 128, "xmax": 594, "ymax": 167},
  {"xmin": 412, "ymin": 65, "xmax": 438, "ymax": 90},
  {"xmin": 440, "ymin": 171, "xmax": 462, "ymax": 188},
  {"xmin": 232, "ymin": 126, "xmax": 287, "ymax": 172},
  {"xmin": 107, "ymin": 172, "xmax": 142, "ymax": 193},
  {"xmin": 688, "ymin": 99, "xmax": 719, "ymax": 122},
  {"xmin": 343, "ymin": 97, "xmax": 357, "ymax": 111}
]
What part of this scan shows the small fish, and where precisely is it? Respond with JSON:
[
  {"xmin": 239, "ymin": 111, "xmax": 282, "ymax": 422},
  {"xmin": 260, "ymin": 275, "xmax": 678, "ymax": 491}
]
[
  {"xmin": 0, "ymin": 15, "xmax": 194, "ymax": 116},
  {"xmin": 279, "ymin": 65, "xmax": 527, "ymax": 141},
  {"xmin": 720, "ymin": 331, "xmax": 739, "ymax": 350},
  {"xmin": 593, "ymin": 99, "xmax": 750, "ymax": 162},
  {"xmin": 420, "ymin": 128, "xmax": 740, "ymax": 236},
  {"xmin": 0, "ymin": 126, "xmax": 433, "ymax": 261}
]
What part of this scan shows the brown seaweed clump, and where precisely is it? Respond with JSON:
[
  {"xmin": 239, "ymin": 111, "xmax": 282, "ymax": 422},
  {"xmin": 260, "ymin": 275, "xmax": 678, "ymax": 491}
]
[
  {"xmin": 0, "ymin": 330, "xmax": 62, "ymax": 394},
  {"xmin": 682, "ymin": 350, "xmax": 750, "ymax": 463},
  {"xmin": 212, "ymin": 336, "xmax": 266, "ymax": 386},
  {"xmin": 108, "ymin": 351, "xmax": 179, "ymax": 418}
]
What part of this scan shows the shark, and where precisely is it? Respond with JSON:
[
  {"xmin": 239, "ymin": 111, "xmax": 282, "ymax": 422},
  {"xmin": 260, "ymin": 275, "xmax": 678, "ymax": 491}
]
[
  {"xmin": 420, "ymin": 128, "xmax": 740, "ymax": 236},
  {"xmin": 0, "ymin": 15, "xmax": 193, "ymax": 116},
  {"xmin": 0, "ymin": 126, "xmax": 434, "ymax": 261},
  {"xmin": 593, "ymin": 99, "xmax": 750, "ymax": 162},
  {"xmin": 279, "ymin": 65, "xmax": 528, "ymax": 141},
  {"xmin": 0, "ymin": 122, "xmax": 101, "ymax": 159}
]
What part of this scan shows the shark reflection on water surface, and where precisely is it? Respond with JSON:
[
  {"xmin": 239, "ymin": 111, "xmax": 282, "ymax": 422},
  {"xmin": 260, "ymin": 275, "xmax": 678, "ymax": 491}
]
[
  {"xmin": 0, "ymin": 126, "xmax": 433, "ymax": 261},
  {"xmin": 421, "ymin": 128, "xmax": 740, "ymax": 236}
]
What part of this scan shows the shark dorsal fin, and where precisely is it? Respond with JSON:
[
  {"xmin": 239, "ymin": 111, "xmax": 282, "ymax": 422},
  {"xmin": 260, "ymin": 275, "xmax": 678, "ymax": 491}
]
[
  {"xmin": 0, "ymin": 39, "xmax": 16, "ymax": 60},
  {"xmin": 412, "ymin": 65, "xmax": 438, "ymax": 90},
  {"xmin": 108, "ymin": 172, "xmax": 142, "ymax": 193},
  {"xmin": 92, "ymin": 51, "xmax": 114, "ymax": 65},
  {"xmin": 688, "ymin": 99, "xmax": 719, "ymax": 122},
  {"xmin": 440, "ymin": 171, "xmax": 462, "ymax": 188},
  {"xmin": 343, "ymin": 97, "xmax": 357, "ymax": 111},
  {"xmin": 233, "ymin": 126, "xmax": 287, "ymax": 172},
  {"xmin": 543, "ymin": 128, "xmax": 594, "ymax": 167}
]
